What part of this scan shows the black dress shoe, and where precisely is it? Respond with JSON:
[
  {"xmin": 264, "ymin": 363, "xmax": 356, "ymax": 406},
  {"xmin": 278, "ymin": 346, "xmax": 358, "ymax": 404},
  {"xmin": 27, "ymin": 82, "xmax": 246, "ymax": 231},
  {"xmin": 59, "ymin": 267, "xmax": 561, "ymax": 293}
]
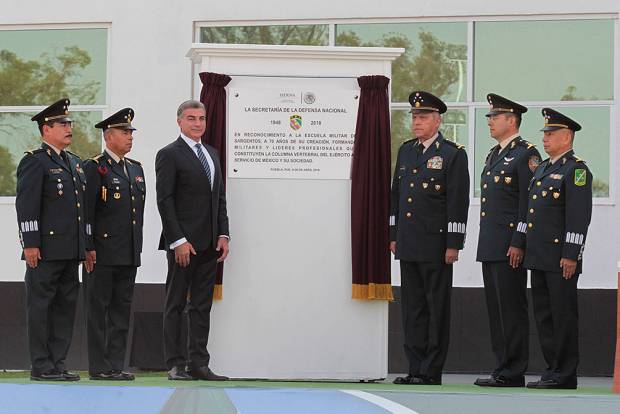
[
  {"xmin": 60, "ymin": 371, "xmax": 81, "ymax": 381},
  {"xmin": 30, "ymin": 370, "xmax": 64, "ymax": 381},
  {"xmin": 527, "ymin": 379, "xmax": 577, "ymax": 389},
  {"xmin": 420, "ymin": 376, "xmax": 442, "ymax": 385},
  {"xmin": 111, "ymin": 370, "xmax": 135, "ymax": 381},
  {"xmin": 88, "ymin": 371, "xmax": 117, "ymax": 381},
  {"xmin": 393, "ymin": 374, "xmax": 414, "ymax": 384},
  {"xmin": 475, "ymin": 375, "xmax": 524, "ymax": 387},
  {"xmin": 190, "ymin": 366, "xmax": 229, "ymax": 381},
  {"xmin": 167, "ymin": 365, "xmax": 195, "ymax": 381}
]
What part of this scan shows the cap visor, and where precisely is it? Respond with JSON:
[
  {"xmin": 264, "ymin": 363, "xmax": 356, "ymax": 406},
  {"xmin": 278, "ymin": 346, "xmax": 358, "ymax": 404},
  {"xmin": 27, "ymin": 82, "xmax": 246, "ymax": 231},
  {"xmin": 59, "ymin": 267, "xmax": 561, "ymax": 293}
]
[{"xmin": 540, "ymin": 126, "xmax": 563, "ymax": 132}]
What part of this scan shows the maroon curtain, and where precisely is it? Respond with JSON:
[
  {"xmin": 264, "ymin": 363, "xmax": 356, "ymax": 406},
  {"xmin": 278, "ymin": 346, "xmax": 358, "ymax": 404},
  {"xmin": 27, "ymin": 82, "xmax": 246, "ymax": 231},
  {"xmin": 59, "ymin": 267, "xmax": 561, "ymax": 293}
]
[
  {"xmin": 199, "ymin": 71, "xmax": 232, "ymax": 300},
  {"xmin": 350, "ymin": 75, "xmax": 393, "ymax": 300}
]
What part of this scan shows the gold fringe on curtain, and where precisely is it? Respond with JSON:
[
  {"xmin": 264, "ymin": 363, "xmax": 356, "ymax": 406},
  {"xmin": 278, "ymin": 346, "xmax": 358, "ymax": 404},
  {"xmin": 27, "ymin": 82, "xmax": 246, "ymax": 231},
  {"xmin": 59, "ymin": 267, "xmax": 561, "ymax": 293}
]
[
  {"xmin": 214, "ymin": 284, "xmax": 223, "ymax": 301},
  {"xmin": 352, "ymin": 283, "xmax": 394, "ymax": 301}
]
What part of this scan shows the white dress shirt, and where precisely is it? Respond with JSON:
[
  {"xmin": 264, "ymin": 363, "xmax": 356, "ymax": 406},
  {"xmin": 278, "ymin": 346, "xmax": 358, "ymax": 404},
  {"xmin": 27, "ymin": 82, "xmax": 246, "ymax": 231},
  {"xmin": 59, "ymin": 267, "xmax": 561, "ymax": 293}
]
[{"xmin": 420, "ymin": 133, "xmax": 439, "ymax": 153}]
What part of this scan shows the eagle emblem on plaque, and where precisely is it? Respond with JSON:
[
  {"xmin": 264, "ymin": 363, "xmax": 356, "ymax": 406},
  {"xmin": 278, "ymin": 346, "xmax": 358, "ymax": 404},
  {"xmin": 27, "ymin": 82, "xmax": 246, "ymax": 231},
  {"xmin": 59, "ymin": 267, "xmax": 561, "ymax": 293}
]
[{"xmin": 290, "ymin": 114, "xmax": 302, "ymax": 131}]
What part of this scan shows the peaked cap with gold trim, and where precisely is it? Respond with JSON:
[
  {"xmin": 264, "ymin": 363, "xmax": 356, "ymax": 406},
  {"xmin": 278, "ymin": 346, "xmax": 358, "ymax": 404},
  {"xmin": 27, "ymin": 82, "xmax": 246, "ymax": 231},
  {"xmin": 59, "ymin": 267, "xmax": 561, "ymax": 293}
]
[
  {"xmin": 31, "ymin": 98, "xmax": 72, "ymax": 125},
  {"xmin": 95, "ymin": 108, "xmax": 137, "ymax": 131}
]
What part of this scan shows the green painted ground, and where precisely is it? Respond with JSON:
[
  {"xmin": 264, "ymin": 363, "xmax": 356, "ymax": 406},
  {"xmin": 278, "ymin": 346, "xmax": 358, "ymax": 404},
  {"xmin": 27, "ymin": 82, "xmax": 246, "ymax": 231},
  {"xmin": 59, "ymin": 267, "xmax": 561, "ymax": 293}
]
[{"xmin": 1, "ymin": 371, "xmax": 617, "ymax": 397}]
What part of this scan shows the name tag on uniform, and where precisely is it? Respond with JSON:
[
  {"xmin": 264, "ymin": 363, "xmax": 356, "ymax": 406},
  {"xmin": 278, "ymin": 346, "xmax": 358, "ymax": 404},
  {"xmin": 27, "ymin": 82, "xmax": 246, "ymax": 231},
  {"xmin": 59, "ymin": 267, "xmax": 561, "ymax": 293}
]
[
  {"xmin": 550, "ymin": 174, "xmax": 563, "ymax": 180},
  {"xmin": 49, "ymin": 168, "xmax": 63, "ymax": 174},
  {"xmin": 427, "ymin": 156, "xmax": 443, "ymax": 169},
  {"xmin": 112, "ymin": 177, "xmax": 121, "ymax": 184}
]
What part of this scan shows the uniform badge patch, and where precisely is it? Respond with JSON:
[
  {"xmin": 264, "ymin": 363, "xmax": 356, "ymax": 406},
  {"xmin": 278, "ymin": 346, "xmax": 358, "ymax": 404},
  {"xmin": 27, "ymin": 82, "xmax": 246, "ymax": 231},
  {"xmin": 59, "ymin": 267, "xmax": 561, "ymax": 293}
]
[
  {"xmin": 574, "ymin": 169, "xmax": 586, "ymax": 186},
  {"xmin": 427, "ymin": 156, "xmax": 443, "ymax": 169},
  {"xmin": 290, "ymin": 114, "xmax": 302, "ymax": 131},
  {"xmin": 528, "ymin": 155, "xmax": 541, "ymax": 172}
]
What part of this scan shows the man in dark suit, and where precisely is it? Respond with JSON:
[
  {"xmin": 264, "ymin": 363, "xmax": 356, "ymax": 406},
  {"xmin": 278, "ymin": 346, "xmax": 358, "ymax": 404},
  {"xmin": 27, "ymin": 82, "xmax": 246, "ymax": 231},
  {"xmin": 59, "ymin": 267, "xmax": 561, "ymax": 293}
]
[
  {"xmin": 83, "ymin": 108, "xmax": 145, "ymax": 380},
  {"xmin": 524, "ymin": 108, "xmax": 592, "ymax": 390},
  {"xmin": 475, "ymin": 94, "xmax": 541, "ymax": 387},
  {"xmin": 156, "ymin": 100, "xmax": 230, "ymax": 381},
  {"xmin": 390, "ymin": 91, "xmax": 470, "ymax": 385},
  {"xmin": 15, "ymin": 98, "xmax": 90, "ymax": 381}
]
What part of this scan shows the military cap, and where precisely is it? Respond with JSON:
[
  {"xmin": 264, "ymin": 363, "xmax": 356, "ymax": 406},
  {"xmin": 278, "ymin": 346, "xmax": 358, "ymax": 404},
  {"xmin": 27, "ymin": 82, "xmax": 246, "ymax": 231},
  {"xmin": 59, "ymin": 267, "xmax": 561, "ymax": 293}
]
[
  {"xmin": 31, "ymin": 98, "xmax": 72, "ymax": 125},
  {"xmin": 540, "ymin": 108, "xmax": 582, "ymax": 132},
  {"xmin": 409, "ymin": 91, "xmax": 447, "ymax": 114},
  {"xmin": 485, "ymin": 93, "xmax": 528, "ymax": 116},
  {"xmin": 95, "ymin": 108, "xmax": 137, "ymax": 131}
]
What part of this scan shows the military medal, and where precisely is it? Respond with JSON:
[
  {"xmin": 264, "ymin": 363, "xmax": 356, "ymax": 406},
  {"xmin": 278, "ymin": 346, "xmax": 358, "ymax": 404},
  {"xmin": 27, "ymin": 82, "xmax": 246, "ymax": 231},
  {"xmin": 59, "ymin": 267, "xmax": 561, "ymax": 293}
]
[
  {"xmin": 504, "ymin": 177, "xmax": 512, "ymax": 184},
  {"xmin": 435, "ymin": 184, "xmax": 441, "ymax": 191},
  {"xmin": 542, "ymin": 191, "xmax": 548, "ymax": 197},
  {"xmin": 494, "ymin": 176, "xmax": 500, "ymax": 183},
  {"xmin": 427, "ymin": 156, "xmax": 443, "ymax": 170},
  {"xmin": 422, "ymin": 183, "xmax": 428, "ymax": 189},
  {"xmin": 553, "ymin": 192, "xmax": 560, "ymax": 199}
]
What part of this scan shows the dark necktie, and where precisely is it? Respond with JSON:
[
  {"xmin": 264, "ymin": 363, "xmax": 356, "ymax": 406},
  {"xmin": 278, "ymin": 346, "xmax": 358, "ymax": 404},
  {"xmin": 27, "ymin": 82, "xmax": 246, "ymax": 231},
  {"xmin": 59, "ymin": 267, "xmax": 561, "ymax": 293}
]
[
  {"xmin": 60, "ymin": 150, "xmax": 70, "ymax": 168},
  {"xmin": 194, "ymin": 143, "xmax": 212, "ymax": 186},
  {"xmin": 489, "ymin": 146, "xmax": 500, "ymax": 165},
  {"xmin": 118, "ymin": 159, "xmax": 128, "ymax": 178}
]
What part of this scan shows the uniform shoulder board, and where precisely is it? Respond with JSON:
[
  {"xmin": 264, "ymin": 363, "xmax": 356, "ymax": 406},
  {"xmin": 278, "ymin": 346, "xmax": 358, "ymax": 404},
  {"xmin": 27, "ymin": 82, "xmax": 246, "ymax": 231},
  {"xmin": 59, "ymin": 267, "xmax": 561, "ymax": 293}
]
[
  {"xmin": 517, "ymin": 139, "xmax": 535, "ymax": 149},
  {"xmin": 443, "ymin": 139, "xmax": 465, "ymax": 150},
  {"xmin": 89, "ymin": 154, "xmax": 105, "ymax": 164},
  {"xmin": 24, "ymin": 148, "xmax": 45, "ymax": 156},
  {"xmin": 66, "ymin": 150, "xmax": 83, "ymax": 160},
  {"xmin": 573, "ymin": 155, "xmax": 586, "ymax": 164},
  {"xmin": 124, "ymin": 157, "xmax": 141, "ymax": 166}
]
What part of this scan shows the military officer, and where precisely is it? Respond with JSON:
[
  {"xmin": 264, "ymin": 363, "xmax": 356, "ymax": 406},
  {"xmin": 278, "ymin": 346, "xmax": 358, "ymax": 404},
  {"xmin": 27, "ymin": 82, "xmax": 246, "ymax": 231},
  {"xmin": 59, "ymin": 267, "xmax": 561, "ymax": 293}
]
[
  {"xmin": 474, "ymin": 94, "xmax": 541, "ymax": 387},
  {"xmin": 83, "ymin": 108, "xmax": 145, "ymax": 381},
  {"xmin": 16, "ymin": 98, "xmax": 91, "ymax": 381},
  {"xmin": 524, "ymin": 108, "xmax": 592, "ymax": 390},
  {"xmin": 390, "ymin": 91, "xmax": 470, "ymax": 385}
]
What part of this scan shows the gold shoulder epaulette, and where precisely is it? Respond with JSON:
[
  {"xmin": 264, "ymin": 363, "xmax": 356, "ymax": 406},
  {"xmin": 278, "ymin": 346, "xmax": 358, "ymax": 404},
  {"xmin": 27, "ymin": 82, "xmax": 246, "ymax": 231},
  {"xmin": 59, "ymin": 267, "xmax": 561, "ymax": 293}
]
[
  {"xmin": 524, "ymin": 141, "xmax": 536, "ymax": 149},
  {"xmin": 444, "ymin": 139, "xmax": 465, "ymax": 149},
  {"xmin": 125, "ymin": 157, "xmax": 142, "ymax": 166},
  {"xmin": 66, "ymin": 150, "xmax": 83, "ymax": 160},
  {"xmin": 89, "ymin": 154, "xmax": 104, "ymax": 164},
  {"xmin": 24, "ymin": 148, "xmax": 44, "ymax": 155},
  {"xmin": 574, "ymin": 155, "xmax": 586, "ymax": 163}
]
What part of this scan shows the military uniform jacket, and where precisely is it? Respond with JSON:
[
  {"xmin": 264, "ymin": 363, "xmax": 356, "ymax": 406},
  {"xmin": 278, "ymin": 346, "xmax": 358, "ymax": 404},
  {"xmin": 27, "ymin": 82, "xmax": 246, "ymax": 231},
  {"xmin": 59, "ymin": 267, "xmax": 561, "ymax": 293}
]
[
  {"xmin": 477, "ymin": 137, "xmax": 541, "ymax": 262},
  {"xmin": 389, "ymin": 133, "xmax": 470, "ymax": 262},
  {"xmin": 84, "ymin": 151, "xmax": 146, "ymax": 267},
  {"xmin": 523, "ymin": 150, "xmax": 592, "ymax": 274},
  {"xmin": 16, "ymin": 142, "xmax": 90, "ymax": 261}
]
